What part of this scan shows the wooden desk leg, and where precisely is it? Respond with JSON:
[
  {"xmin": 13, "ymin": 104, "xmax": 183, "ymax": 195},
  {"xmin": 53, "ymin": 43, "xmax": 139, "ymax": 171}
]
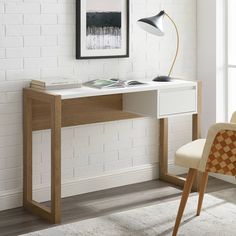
[
  {"xmin": 159, "ymin": 118, "xmax": 186, "ymax": 187},
  {"xmin": 159, "ymin": 81, "xmax": 202, "ymax": 190},
  {"xmin": 159, "ymin": 116, "xmax": 201, "ymax": 189},
  {"xmin": 23, "ymin": 92, "xmax": 33, "ymax": 204},
  {"xmin": 51, "ymin": 97, "xmax": 62, "ymax": 223},
  {"xmin": 23, "ymin": 89, "xmax": 62, "ymax": 224}
]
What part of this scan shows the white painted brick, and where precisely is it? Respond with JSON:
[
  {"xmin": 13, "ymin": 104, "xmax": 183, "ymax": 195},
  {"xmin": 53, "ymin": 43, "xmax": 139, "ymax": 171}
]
[
  {"xmin": 5, "ymin": 179, "xmax": 22, "ymax": 191},
  {"xmin": 73, "ymin": 134, "xmax": 89, "ymax": 148},
  {"xmin": 24, "ymin": 36, "xmax": 57, "ymax": 47},
  {"xmin": 6, "ymin": 47, "xmax": 40, "ymax": 58},
  {"xmin": 0, "ymin": 4, "xmax": 4, "ymax": 14},
  {"xmin": 32, "ymin": 132, "xmax": 42, "ymax": 164},
  {"xmin": 41, "ymin": 4, "xmax": 74, "ymax": 14},
  {"xmin": 24, "ymin": 14, "xmax": 57, "ymax": 25},
  {"xmin": 61, "ymin": 168, "xmax": 74, "ymax": 181},
  {"xmin": 89, "ymin": 133, "xmax": 118, "ymax": 146},
  {"xmin": 0, "ymin": 156, "xmax": 22, "ymax": 170},
  {"xmin": 0, "ymin": 81, "xmax": 28, "ymax": 92},
  {"xmin": 0, "ymin": 14, "xmax": 23, "ymax": 25},
  {"xmin": 0, "ymin": 114, "xmax": 22, "ymax": 125},
  {"xmin": 0, "ymin": 25, "xmax": 5, "ymax": 36},
  {"xmin": 133, "ymin": 136, "xmax": 158, "ymax": 147},
  {"xmin": 75, "ymin": 124, "xmax": 104, "ymax": 137},
  {"xmin": 73, "ymin": 156, "xmax": 89, "ymax": 167},
  {"xmin": 133, "ymin": 154, "xmax": 157, "ymax": 166},
  {"xmin": 89, "ymin": 151, "xmax": 118, "ymax": 165},
  {"xmin": 58, "ymin": 56, "xmax": 77, "ymax": 68},
  {"xmin": 0, "ymin": 180, "xmax": 5, "ymax": 191},
  {"xmin": 146, "ymin": 145, "xmax": 159, "ymax": 156},
  {"xmin": 0, "ymin": 145, "xmax": 22, "ymax": 159},
  {"xmin": 6, "ymin": 3, "xmax": 40, "ymax": 14},
  {"xmin": 6, "ymin": 69, "xmax": 40, "ymax": 80},
  {"xmin": 0, "ymin": 49, "xmax": 5, "ymax": 59},
  {"xmin": 24, "ymin": 57, "xmax": 57, "ymax": 68},
  {"xmin": 24, "ymin": 0, "xmax": 57, "ymax": 2},
  {"xmin": 118, "ymin": 127, "xmax": 146, "ymax": 140},
  {"xmin": 61, "ymin": 128, "xmax": 73, "ymax": 140},
  {"xmin": 6, "ymin": 25, "xmax": 40, "ymax": 36},
  {"xmin": 74, "ymin": 164, "xmax": 104, "ymax": 179},
  {"xmin": 0, "ymin": 70, "xmax": 5, "ymax": 81},
  {"xmin": 33, "ymin": 174, "xmax": 41, "ymax": 186},
  {"xmin": 41, "ymin": 25, "xmax": 75, "ymax": 36},
  {"xmin": 62, "ymin": 142, "xmax": 73, "ymax": 159},
  {"xmin": 0, "ymin": 134, "xmax": 22, "ymax": 148},
  {"xmin": 58, "ymin": 14, "xmax": 75, "ymax": 25},
  {"xmin": 41, "ymin": 67, "xmax": 74, "ymax": 78},
  {"xmin": 74, "ymin": 144, "xmax": 104, "ymax": 159},
  {"xmin": 0, "ymin": 59, "xmax": 23, "ymax": 70},
  {"xmin": 105, "ymin": 139, "xmax": 132, "ymax": 152},
  {"xmin": 41, "ymin": 47, "xmax": 73, "ymax": 57},
  {"xmin": 118, "ymin": 146, "xmax": 148, "ymax": 160},
  {"xmin": 104, "ymin": 159, "xmax": 133, "ymax": 172},
  {"xmin": 0, "ymin": 37, "xmax": 23, "ymax": 48},
  {"xmin": 104, "ymin": 120, "xmax": 133, "ymax": 134},
  {"xmin": 0, "ymin": 103, "xmax": 22, "ymax": 114},
  {"xmin": 0, "ymin": 123, "xmax": 22, "ymax": 137},
  {"xmin": 58, "ymin": 35, "xmax": 74, "ymax": 46}
]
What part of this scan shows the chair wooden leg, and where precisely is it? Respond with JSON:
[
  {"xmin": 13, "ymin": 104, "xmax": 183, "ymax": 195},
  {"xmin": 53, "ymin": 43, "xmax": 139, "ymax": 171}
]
[
  {"xmin": 196, "ymin": 172, "xmax": 208, "ymax": 216},
  {"xmin": 172, "ymin": 168, "xmax": 197, "ymax": 236}
]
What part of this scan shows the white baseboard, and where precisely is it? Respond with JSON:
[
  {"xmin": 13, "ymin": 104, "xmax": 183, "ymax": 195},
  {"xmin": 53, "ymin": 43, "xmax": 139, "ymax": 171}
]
[{"xmin": 0, "ymin": 164, "xmax": 159, "ymax": 211}]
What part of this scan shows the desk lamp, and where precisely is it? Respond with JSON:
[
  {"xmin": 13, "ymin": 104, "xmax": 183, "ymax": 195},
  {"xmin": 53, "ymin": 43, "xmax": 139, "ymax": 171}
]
[{"xmin": 137, "ymin": 10, "xmax": 179, "ymax": 82}]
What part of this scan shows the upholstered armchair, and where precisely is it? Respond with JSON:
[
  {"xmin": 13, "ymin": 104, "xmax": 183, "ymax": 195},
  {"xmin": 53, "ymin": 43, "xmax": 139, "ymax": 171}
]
[{"xmin": 172, "ymin": 111, "xmax": 236, "ymax": 236}]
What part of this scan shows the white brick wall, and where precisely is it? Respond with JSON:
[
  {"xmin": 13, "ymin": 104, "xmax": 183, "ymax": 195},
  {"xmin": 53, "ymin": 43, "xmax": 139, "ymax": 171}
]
[{"xmin": 0, "ymin": 0, "xmax": 197, "ymax": 209}]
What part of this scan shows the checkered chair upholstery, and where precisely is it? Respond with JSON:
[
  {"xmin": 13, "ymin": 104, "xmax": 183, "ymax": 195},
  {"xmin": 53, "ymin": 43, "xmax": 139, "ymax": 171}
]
[
  {"xmin": 172, "ymin": 112, "xmax": 236, "ymax": 236},
  {"xmin": 206, "ymin": 129, "xmax": 236, "ymax": 176}
]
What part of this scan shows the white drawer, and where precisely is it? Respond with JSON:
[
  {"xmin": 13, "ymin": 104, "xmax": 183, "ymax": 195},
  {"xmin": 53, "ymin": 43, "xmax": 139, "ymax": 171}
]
[{"xmin": 158, "ymin": 86, "xmax": 197, "ymax": 118}]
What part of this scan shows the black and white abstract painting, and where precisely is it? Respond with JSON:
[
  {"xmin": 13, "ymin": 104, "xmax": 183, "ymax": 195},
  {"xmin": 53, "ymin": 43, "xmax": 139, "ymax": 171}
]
[{"xmin": 76, "ymin": 0, "xmax": 129, "ymax": 59}]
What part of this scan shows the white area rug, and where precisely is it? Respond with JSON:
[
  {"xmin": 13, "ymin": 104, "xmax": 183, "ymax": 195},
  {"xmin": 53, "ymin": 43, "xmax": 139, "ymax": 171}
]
[{"xmin": 21, "ymin": 191, "xmax": 236, "ymax": 236}]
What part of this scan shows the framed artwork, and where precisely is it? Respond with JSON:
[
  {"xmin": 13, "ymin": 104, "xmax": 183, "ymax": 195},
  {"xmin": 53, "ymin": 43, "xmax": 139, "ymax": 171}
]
[{"xmin": 76, "ymin": 0, "xmax": 129, "ymax": 59}]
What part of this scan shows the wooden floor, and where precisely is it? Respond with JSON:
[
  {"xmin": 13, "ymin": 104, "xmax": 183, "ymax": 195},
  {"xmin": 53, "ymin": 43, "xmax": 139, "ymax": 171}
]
[{"xmin": 0, "ymin": 177, "xmax": 234, "ymax": 236}]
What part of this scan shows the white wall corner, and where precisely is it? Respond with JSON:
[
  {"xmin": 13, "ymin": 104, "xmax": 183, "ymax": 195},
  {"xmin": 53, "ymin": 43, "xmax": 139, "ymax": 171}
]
[{"xmin": 197, "ymin": 0, "xmax": 227, "ymax": 137}]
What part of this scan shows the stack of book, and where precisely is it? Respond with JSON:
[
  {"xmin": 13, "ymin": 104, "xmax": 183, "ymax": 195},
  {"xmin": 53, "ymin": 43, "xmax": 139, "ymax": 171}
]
[{"xmin": 30, "ymin": 77, "xmax": 81, "ymax": 90}]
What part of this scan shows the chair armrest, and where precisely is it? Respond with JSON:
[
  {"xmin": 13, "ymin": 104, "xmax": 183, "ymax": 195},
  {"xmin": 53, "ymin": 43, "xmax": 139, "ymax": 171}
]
[{"xmin": 198, "ymin": 123, "xmax": 236, "ymax": 172}]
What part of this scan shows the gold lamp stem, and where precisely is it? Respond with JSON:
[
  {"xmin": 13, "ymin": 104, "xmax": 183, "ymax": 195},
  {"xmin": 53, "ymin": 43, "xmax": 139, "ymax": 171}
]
[{"xmin": 164, "ymin": 12, "xmax": 180, "ymax": 77}]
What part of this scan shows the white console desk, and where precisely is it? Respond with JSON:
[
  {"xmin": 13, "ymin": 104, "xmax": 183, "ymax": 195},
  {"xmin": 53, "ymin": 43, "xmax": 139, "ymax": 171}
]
[{"xmin": 23, "ymin": 79, "xmax": 201, "ymax": 223}]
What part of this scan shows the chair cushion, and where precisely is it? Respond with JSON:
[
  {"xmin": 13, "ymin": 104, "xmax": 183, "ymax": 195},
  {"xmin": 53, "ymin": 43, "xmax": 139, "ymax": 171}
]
[{"xmin": 175, "ymin": 139, "xmax": 206, "ymax": 169}]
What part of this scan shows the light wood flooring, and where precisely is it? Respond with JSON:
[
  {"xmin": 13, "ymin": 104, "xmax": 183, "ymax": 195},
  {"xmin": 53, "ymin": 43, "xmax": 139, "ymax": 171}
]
[{"xmin": 0, "ymin": 177, "xmax": 234, "ymax": 236}]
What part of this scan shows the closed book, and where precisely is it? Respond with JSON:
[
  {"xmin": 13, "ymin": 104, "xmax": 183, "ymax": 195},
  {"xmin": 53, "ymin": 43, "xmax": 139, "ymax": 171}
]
[{"xmin": 30, "ymin": 77, "xmax": 81, "ymax": 90}]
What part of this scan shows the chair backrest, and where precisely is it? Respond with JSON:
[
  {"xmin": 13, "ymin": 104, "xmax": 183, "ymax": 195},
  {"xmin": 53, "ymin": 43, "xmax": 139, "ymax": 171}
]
[
  {"xmin": 231, "ymin": 111, "xmax": 236, "ymax": 123},
  {"xmin": 205, "ymin": 129, "xmax": 236, "ymax": 176},
  {"xmin": 198, "ymin": 120, "xmax": 236, "ymax": 176}
]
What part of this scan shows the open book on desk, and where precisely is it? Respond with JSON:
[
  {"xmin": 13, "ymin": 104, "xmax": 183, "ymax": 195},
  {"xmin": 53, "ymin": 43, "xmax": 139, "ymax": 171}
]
[{"xmin": 83, "ymin": 79, "xmax": 147, "ymax": 89}]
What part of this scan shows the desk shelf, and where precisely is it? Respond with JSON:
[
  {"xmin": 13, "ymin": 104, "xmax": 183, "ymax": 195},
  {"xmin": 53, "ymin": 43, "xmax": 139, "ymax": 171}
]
[{"xmin": 31, "ymin": 94, "xmax": 142, "ymax": 131}]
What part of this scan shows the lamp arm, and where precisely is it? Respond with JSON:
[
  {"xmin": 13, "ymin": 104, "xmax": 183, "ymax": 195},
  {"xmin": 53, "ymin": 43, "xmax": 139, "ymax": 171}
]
[{"xmin": 164, "ymin": 12, "xmax": 180, "ymax": 77}]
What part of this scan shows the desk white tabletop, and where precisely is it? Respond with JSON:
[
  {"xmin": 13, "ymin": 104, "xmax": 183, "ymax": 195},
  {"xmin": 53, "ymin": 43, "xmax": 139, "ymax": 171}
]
[{"xmin": 50, "ymin": 79, "xmax": 197, "ymax": 100}]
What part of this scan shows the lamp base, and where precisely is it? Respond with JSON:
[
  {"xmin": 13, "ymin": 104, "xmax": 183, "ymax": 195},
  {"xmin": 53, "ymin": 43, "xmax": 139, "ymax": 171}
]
[{"xmin": 153, "ymin": 76, "xmax": 171, "ymax": 82}]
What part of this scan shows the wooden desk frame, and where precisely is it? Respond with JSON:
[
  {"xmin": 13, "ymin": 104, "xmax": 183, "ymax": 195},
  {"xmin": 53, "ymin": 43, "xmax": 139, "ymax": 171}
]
[{"xmin": 23, "ymin": 81, "xmax": 201, "ymax": 223}]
